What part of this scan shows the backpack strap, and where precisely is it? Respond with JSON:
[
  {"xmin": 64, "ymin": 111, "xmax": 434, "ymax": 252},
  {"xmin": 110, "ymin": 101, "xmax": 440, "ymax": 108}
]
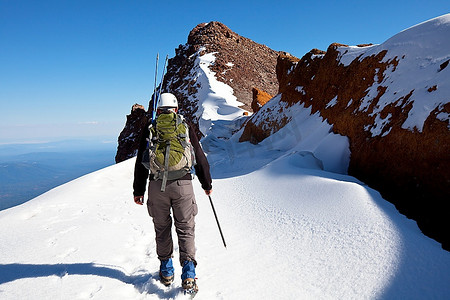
[
  {"xmin": 160, "ymin": 113, "xmax": 178, "ymax": 191},
  {"xmin": 175, "ymin": 114, "xmax": 188, "ymax": 147},
  {"xmin": 141, "ymin": 124, "xmax": 154, "ymax": 170},
  {"xmin": 148, "ymin": 124, "xmax": 154, "ymax": 146},
  {"xmin": 176, "ymin": 113, "xmax": 183, "ymax": 126},
  {"xmin": 160, "ymin": 140, "xmax": 171, "ymax": 192}
]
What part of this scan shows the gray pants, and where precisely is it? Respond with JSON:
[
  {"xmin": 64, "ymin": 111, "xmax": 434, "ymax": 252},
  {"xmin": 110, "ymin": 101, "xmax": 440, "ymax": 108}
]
[{"xmin": 147, "ymin": 179, "xmax": 198, "ymax": 265}]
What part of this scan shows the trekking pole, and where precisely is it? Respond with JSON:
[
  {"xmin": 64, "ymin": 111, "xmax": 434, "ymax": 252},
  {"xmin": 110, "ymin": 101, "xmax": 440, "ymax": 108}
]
[
  {"xmin": 151, "ymin": 53, "xmax": 159, "ymax": 123},
  {"xmin": 157, "ymin": 54, "xmax": 169, "ymax": 98},
  {"xmin": 208, "ymin": 195, "xmax": 227, "ymax": 248},
  {"xmin": 152, "ymin": 54, "xmax": 169, "ymax": 123}
]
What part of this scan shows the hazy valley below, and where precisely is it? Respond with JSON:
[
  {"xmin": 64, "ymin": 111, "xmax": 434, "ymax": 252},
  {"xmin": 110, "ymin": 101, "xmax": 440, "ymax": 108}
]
[{"xmin": 0, "ymin": 140, "xmax": 116, "ymax": 210}]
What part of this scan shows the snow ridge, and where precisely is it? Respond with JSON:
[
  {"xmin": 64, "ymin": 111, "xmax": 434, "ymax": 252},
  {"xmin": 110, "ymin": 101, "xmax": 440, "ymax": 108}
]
[
  {"xmin": 338, "ymin": 13, "xmax": 450, "ymax": 135},
  {"xmin": 193, "ymin": 50, "xmax": 246, "ymax": 135}
]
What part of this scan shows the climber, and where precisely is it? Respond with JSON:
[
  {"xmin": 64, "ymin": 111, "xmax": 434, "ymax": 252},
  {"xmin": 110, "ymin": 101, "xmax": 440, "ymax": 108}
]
[{"xmin": 132, "ymin": 92, "xmax": 212, "ymax": 292}]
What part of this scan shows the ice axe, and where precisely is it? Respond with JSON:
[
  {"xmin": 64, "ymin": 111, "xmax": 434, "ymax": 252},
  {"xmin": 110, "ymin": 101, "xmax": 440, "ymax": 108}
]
[{"xmin": 208, "ymin": 195, "xmax": 227, "ymax": 248}]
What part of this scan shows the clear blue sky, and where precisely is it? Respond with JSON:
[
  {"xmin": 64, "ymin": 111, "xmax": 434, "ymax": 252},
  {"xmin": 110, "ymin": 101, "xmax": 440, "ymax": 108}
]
[{"xmin": 1, "ymin": 0, "xmax": 448, "ymax": 144}]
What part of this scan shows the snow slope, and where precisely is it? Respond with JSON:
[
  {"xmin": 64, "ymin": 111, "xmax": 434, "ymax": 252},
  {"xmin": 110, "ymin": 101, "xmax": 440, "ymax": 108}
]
[
  {"xmin": 1, "ymin": 15, "xmax": 450, "ymax": 299},
  {"xmin": 169, "ymin": 47, "xmax": 246, "ymax": 137},
  {"xmin": 1, "ymin": 143, "xmax": 449, "ymax": 299}
]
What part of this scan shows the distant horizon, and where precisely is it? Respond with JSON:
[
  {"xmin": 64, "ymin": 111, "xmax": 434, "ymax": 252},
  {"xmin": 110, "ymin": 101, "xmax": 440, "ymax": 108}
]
[
  {"xmin": 0, "ymin": 137, "xmax": 118, "ymax": 158},
  {"xmin": 0, "ymin": 121, "xmax": 125, "ymax": 145},
  {"xmin": 0, "ymin": 135, "xmax": 119, "ymax": 146}
]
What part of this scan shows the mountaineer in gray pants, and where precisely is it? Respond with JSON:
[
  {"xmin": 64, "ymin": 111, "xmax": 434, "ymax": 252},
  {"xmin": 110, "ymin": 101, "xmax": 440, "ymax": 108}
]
[{"xmin": 133, "ymin": 93, "xmax": 212, "ymax": 291}]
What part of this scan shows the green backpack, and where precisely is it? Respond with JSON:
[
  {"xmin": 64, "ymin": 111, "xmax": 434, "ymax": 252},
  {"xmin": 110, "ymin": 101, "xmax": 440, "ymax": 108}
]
[{"xmin": 142, "ymin": 112, "xmax": 195, "ymax": 191}]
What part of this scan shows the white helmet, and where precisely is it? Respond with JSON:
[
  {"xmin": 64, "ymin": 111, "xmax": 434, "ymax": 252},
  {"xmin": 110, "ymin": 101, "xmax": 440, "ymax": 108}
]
[{"xmin": 157, "ymin": 93, "xmax": 178, "ymax": 109}]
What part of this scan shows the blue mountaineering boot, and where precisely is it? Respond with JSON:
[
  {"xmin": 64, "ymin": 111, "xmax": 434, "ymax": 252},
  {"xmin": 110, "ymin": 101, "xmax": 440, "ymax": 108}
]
[
  {"xmin": 159, "ymin": 258, "xmax": 174, "ymax": 286},
  {"xmin": 181, "ymin": 260, "xmax": 198, "ymax": 295}
]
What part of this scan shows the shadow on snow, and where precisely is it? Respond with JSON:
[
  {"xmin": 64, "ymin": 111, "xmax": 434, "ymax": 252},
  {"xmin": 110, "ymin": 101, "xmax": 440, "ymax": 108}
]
[{"xmin": 0, "ymin": 263, "xmax": 180, "ymax": 299}]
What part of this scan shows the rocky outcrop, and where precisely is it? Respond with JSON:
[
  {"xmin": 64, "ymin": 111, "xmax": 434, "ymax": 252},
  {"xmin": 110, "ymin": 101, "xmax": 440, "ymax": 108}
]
[
  {"xmin": 115, "ymin": 104, "xmax": 147, "ymax": 163},
  {"xmin": 163, "ymin": 22, "xmax": 280, "ymax": 126},
  {"xmin": 251, "ymin": 88, "xmax": 273, "ymax": 113},
  {"xmin": 116, "ymin": 22, "xmax": 280, "ymax": 162},
  {"xmin": 240, "ymin": 16, "xmax": 450, "ymax": 249}
]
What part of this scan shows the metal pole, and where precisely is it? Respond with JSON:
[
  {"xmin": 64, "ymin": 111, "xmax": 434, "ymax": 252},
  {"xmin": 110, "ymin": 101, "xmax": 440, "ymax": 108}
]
[
  {"xmin": 157, "ymin": 54, "xmax": 169, "ymax": 98},
  {"xmin": 208, "ymin": 195, "xmax": 227, "ymax": 248},
  {"xmin": 152, "ymin": 54, "xmax": 169, "ymax": 123},
  {"xmin": 151, "ymin": 53, "xmax": 159, "ymax": 122}
]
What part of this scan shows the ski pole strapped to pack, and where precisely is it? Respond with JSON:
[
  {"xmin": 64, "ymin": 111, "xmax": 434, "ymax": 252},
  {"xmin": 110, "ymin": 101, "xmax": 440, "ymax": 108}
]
[
  {"xmin": 141, "ymin": 111, "xmax": 195, "ymax": 192},
  {"xmin": 151, "ymin": 54, "xmax": 169, "ymax": 125}
]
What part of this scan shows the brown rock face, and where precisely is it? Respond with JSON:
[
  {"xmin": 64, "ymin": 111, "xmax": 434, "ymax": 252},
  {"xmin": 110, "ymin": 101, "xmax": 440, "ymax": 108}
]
[
  {"xmin": 115, "ymin": 104, "xmax": 147, "ymax": 163},
  {"xmin": 251, "ymin": 88, "xmax": 273, "ymax": 113},
  {"xmin": 240, "ymin": 44, "xmax": 450, "ymax": 250},
  {"xmin": 163, "ymin": 22, "xmax": 280, "ymax": 127},
  {"xmin": 116, "ymin": 22, "xmax": 280, "ymax": 161}
]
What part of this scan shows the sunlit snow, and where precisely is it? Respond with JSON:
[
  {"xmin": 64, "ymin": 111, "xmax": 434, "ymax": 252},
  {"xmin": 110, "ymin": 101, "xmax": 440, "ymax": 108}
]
[{"xmin": 1, "ymin": 15, "xmax": 449, "ymax": 300}]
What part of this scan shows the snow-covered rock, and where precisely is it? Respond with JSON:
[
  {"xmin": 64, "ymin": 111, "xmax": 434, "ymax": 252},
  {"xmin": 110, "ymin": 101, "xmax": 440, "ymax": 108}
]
[
  {"xmin": 116, "ymin": 21, "xmax": 280, "ymax": 162},
  {"xmin": 240, "ymin": 14, "xmax": 450, "ymax": 250}
]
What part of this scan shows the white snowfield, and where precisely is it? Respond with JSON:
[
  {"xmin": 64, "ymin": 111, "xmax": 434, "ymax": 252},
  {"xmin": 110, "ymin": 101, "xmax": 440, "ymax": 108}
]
[
  {"xmin": 1, "ymin": 14, "xmax": 450, "ymax": 300},
  {"xmin": 0, "ymin": 145, "xmax": 449, "ymax": 299}
]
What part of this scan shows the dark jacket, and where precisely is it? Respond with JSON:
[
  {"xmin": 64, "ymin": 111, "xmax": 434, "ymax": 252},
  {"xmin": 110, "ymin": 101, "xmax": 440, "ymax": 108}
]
[{"xmin": 133, "ymin": 116, "xmax": 212, "ymax": 196}]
